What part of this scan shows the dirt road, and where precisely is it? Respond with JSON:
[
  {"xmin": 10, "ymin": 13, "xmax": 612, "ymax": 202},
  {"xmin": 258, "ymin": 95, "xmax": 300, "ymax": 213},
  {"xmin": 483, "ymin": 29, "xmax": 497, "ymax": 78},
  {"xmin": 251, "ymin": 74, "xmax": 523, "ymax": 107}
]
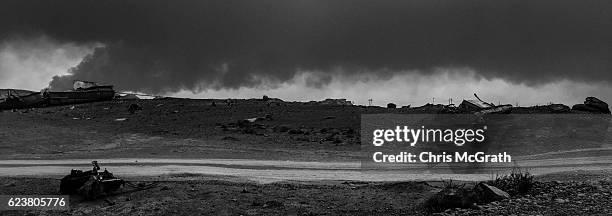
[{"xmin": 1, "ymin": 155, "xmax": 611, "ymax": 183}]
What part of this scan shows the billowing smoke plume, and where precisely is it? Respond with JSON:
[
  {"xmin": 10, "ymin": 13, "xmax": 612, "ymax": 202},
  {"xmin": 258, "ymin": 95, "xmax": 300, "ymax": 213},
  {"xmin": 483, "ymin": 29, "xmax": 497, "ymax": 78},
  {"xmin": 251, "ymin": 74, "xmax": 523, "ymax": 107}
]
[
  {"xmin": 0, "ymin": 35, "xmax": 97, "ymax": 90},
  {"xmin": 1, "ymin": 0, "xmax": 611, "ymax": 93}
]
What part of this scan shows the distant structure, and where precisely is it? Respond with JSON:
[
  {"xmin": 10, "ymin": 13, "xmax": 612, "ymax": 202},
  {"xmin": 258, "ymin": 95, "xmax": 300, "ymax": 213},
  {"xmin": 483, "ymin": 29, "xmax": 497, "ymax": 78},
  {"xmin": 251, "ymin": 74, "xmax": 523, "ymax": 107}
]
[
  {"xmin": 387, "ymin": 103, "xmax": 396, "ymax": 108},
  {"xmin": 319, "ymin": 98, "xmax": 353, "ymax": 106},
  {"xmin": 368, "ymin": 99, "xmax": 373, "ymax": 106}
]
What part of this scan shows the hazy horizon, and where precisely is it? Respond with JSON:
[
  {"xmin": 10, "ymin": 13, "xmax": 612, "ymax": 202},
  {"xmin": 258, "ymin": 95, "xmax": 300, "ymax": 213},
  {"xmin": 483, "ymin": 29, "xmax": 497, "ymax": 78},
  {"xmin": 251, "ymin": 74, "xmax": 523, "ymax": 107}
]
[{"xmin": 1, "ymin": 0, "xmax": 611, "ymax": 107}]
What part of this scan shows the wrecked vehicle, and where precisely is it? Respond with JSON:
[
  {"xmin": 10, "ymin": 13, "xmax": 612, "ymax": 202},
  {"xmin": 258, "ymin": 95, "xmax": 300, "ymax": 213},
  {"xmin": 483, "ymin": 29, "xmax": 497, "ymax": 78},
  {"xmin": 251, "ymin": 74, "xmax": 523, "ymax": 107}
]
[
  {"xmin": 459, "ymin": 94, "xmax": 512, "ymax": 114},
  {"xmin": 572, "ymin": 96, "xmax": 611, "ymax": 114},
  {"xmin": 44, "ymin": 81, "xmax": 115, "ymax": 106},
  {"xmin": 0, "ymin": 81, "xmax": 115, "ymax": 110},
  {"xmin": 59, "ymin": 161, "xmax": 125, "ymax": 200},
  {"xmin": 0, "ymin": 89, "xmax": 45, "ymax": 110}
]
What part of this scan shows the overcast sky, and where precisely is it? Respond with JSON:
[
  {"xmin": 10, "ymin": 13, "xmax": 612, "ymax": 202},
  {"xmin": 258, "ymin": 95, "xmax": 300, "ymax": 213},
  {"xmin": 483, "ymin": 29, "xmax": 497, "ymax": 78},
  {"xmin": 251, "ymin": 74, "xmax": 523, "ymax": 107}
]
[{"xmin": 0, "ymin": 0, "xmax": 610, "ymax": 106}]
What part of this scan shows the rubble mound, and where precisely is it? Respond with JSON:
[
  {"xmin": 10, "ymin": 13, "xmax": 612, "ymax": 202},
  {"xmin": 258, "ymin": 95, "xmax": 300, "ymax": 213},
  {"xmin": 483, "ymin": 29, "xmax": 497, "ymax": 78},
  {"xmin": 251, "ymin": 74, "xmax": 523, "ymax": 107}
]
[{"xmin": 572, "ymin": 97, "xmax": 610, "ymax": 114}]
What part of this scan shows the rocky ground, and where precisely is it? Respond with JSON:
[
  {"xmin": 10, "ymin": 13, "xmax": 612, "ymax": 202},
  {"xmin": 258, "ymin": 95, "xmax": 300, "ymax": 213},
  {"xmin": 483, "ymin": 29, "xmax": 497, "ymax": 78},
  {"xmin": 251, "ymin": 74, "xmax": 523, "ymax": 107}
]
[
  {"xmin": 440, "ymin": 181, "xmax": 612, "ymax": 215},
  {"xmin": 1, "ymin": 98, "xmax": 611, "ymax": 215},
  {"xmin": 1, "ymin": 177, "xmax": 435, "ymax": 216},
  {"xmin": 439, "ymin": 170, "xmax": 612, "ymax": 216},
  {"xmin": 0, "ymin": 98, "xmax": 388, "ymax": 161},
  {"xmin": 0, "ymin": 170, "xmax": 610, "ymax": 215},
  {"xmin": 1, "ymin": 98, "xmax": 609, "ymax": 161}
]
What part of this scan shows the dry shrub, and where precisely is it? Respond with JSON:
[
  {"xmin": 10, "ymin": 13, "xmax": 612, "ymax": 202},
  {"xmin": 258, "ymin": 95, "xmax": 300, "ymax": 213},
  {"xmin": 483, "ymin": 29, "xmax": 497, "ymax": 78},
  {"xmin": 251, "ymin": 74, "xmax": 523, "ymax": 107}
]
[{"xmin": 488, "ymin": 166, "xmax": 535, "ymax": 196}]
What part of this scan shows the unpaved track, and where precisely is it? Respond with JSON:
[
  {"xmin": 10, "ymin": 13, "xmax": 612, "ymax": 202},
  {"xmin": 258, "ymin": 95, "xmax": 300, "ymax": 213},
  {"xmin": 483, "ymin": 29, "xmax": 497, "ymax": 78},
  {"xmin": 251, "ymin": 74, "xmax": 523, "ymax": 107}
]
[{"xmin": 1, "ymin": 155, "xmax": 611, "ymax": 183}]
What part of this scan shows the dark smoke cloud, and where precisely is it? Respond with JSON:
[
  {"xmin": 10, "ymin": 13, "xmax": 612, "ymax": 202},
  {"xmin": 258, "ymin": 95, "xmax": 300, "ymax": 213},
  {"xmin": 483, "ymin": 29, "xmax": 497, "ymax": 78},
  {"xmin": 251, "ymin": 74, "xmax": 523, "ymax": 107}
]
[{"xmin": 0, "ymin": 0, "xmax": 611, "ymax": 93}]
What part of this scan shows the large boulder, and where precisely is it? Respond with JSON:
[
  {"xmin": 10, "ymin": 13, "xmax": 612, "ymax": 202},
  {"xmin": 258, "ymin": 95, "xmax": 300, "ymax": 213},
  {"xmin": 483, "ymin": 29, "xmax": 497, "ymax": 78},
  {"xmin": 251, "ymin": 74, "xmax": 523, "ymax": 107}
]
[
  {"xmin": 474, "ymin": 183, "xmax": 510, "ymax": 202},
  {"xmin": 424, "ymin": 187, "xmax": 478, "ymax": 212}
]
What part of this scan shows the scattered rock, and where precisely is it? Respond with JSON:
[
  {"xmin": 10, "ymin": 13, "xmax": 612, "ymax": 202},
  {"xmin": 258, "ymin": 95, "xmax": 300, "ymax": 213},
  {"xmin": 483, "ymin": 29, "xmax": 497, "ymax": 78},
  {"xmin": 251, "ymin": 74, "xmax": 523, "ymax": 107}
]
[
  {"xmin": 273, "ymin": 125, "xmax": 290, "ymax": 133},
  {"xmin": 263, "ymin": 200, "xmax": 283, "ymax": 208},
  {"xmin": 264, "ymin": 114, "xmax": 273, "ymax": 120},
  {"xmin": 475, "ymin": 183, "xmax": 511, "ymax": 202},
  {"xmin": 288, "ymin": 129, "xmax": 303, "ymax": 135},
  {"xmin": 127, "ymin": 103, "xmax": 142, "ymax": 114},
  {"xmin": 424, "ymin": 186, "xmax": 477, "ymax": 212},
  {"xmin": 222, "ymin": 136, "xmax": 240, "ymax": 141},
  {"xmin": 104, "ymin": 199, "xmax": 116, "ymax": 206}
]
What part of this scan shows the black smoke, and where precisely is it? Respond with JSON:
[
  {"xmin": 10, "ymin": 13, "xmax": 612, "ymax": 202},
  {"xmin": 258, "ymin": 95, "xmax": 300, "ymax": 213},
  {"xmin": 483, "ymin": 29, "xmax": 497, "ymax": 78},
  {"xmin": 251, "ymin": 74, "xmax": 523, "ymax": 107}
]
[{"xmin": 0, "ymin": 0, "xmax": 611, "ymax": 93}]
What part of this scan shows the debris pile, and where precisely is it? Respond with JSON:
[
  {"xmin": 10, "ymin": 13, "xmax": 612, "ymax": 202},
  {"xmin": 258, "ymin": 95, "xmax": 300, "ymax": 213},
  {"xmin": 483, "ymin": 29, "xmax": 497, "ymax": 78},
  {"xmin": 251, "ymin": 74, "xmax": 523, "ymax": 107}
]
[
  {"xmin": 127, "ymin": 103, "xmax": 143, "ymax": 114},
  {"xmin": 316, "ymin": 98, "xmax": 353, "ymax": 106},
  {"xmin": 548, "ymin": 104, "xmax": 571, "ymax": 113},
  {"xmin": 572, "ymin": 97, "xmax": 611, "ymax": 114},
  {"xmin": 217, "ymin": 115, "xmax": 273, "ymax": 136},
  {"xmin": 0, "ymin": 89, "xmax": 44, "ymax": 110},
  {"xmin": 216, "ymin": 114, "xmax": 357, "ymax": 145},
  {"xmin": 459, "ymin": 100, "xmax": 492, "ymax": 112},
  {"xmin": 0, "ymin": 80, "xmax": 115, "ymax": 110}
]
